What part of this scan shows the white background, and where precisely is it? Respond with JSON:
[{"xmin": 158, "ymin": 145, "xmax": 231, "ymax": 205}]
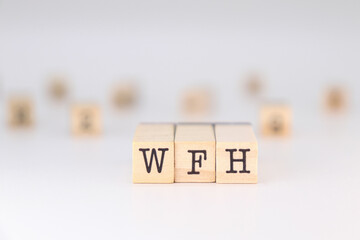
[{"xmin": 0, "ymin": 0, "xmax": 360, "ymax": 239}]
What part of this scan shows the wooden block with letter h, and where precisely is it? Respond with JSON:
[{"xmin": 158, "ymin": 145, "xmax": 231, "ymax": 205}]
[
  {"xmin": 71, "ymin": 104, "xmax": 102, "ymax": 136},
  {"xmin": 133, "ymin": 123, "xmax": 175, "ymax": 183},
  {"xmin": 216, "ymin": 123, "xmax": 258, "ymax": 183},
  {"xmin": 175, "ymin": 124, "xmax": 215, "ymax": 182},
  {"xmin": 8, "ymin": 96, "xmax": 34, "ymax": 128},
  {"xmin": 260, "ymin": 103, "xmax": 291, "ymax": 137}
]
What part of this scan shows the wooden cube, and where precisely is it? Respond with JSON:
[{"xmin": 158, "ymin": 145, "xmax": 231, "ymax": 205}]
[
  {"xmin": 324, "ymin": 86, "xmax": 347, "ymax": 113},
  {"xmin": 175, "ymin": 124, "xmax": 215, "ymax": 182},
  {"xmin": 111, "ymin": 82, "xmax": 137, "ymax": 109},
  {"xmin": 244, "ymin": 72, "xmax": 263, "ymax": 96},
  {"xmin": 181, "ymin": 88, "xmax": 212, "ymax": 117},
  {"xmin": 133, "ymin": 123, "xmax": 175, "ymax": 183},
  {"xmin": 71, "ymin": 104, "xmax": 102, "ymax": 136},
  {"xmin": 215, "ymin": 124, "xmax": 258, "ymax": 183},
  {"xmin": 8, "ymin": 96, "xmax": 34, "ymax": 127},
  {"xmin": 48, "ymin": 76, "xmax": 68, "ymax": 101},
  {"xmin": 260, "ymin": 104, "xmax": 291, "ymax": 136}
]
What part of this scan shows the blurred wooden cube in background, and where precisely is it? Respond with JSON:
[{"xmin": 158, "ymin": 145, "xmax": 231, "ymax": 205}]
[
  {"xmin": 8, "ymin": 96, "xmax": 34, "ymax": 128},
  {"xmin": 111, "ymin": 82, "xmax": 137, "ymax": 110},
  {"xmin": 244, "ymin": 72, "xmax": 263, "ymax": 97},
  {"xmin": 323, "ymin": 86, "xmax": 347, "ymax": 113},
  {"xmin": 48, "ymin": 75, "xmax": 68, "ymax": 101},
  {"xmin": 181, "ymin": 88, "xmax": 213, "ymax": 117},
  {"xmin": 71, "ymin": 104, "xmax": 101, "ymax": 136},
  {"xmin": 260, "ymin": 103, "xmax": 291, "ymax": 137}
]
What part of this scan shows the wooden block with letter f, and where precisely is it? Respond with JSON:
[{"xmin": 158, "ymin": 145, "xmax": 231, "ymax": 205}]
[
  {"xmin": 133, "ymin": 123, "xmax": 175, "ymax": 183},
  {"xmin": 175, "ymin": 124, "xmax": 215, "ymax": 182},
  {"xmin": 215, "ymin": 123, "xmax": 258, "ymax": 183}
]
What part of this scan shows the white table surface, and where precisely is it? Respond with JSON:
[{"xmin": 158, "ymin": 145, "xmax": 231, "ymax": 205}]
[{"xmin": 0, "ymin": 111, "xmax": 359, "ymax": 240}]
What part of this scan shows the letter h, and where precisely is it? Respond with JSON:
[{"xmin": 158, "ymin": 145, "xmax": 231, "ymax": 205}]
[{"xmin": 225, "ymin": 149, "xmax": 251, "ymax": 174}]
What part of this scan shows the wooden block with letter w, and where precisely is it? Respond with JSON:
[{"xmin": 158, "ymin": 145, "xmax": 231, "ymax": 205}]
[{"xmin": 132, "ymin": 123, "xmax": 175, "ymax": 183}]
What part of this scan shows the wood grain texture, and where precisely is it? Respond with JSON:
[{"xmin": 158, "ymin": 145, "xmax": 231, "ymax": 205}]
[
  {"xmin": 8, "ymin": 96, "xmax": 34, "ymax": 128},
  {"xmin": 215, "ymin": 124, "xmax": 258, "ymax": 183},
  {"xmin": 175, "ymin": 124, "xmax": 215, "ymax": 182},
  {"xmin": 260, "ymin": 104, "xmax": 291, "ymax": 137},
  {"xmin": 133, "ymin": 123, "xmax": 175, "ymax": 183},
  {"xmin": 71, "ymin": 104, "xmax": 102, "ymax": 136}
]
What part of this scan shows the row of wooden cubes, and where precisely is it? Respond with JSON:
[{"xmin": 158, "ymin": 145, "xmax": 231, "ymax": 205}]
[
  {"xmin": 133, "ymin": 123, "xmax": 258, "ymax": 184},
  {"xmin": 7, "ymin": 98, "xmax": 102, "ymax": 135},
  {"xmin": 7, "ymin": 96, "xmax": 292, "ymax": 137}
]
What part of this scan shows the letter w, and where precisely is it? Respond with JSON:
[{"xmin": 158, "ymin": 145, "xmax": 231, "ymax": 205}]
[{"xmin": 139, "ymin": 148, "xmax": 169, "ymax": 173}]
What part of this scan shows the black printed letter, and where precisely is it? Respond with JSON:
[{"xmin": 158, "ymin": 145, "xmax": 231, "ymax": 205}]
[
  {"xmin": 225, "ymin": 149, "xmax": 251, "ymax": 174},
  {"xmin": 187, "ymin": 150, "xmax": 207, "ymax": 175},
  {"xmin": 139, "ymin": 148, "xmax": 169, "ymax": 173}
]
